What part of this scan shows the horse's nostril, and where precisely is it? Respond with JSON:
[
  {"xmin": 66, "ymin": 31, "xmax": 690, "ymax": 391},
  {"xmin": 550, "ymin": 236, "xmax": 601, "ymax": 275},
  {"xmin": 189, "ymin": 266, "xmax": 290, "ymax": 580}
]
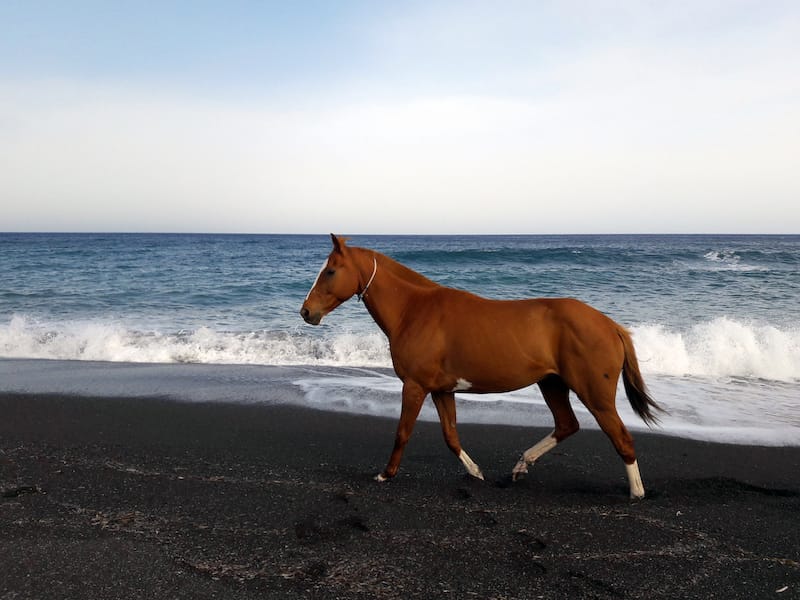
[{"xmin": 300, "ymin": 307, "xmax": 310, "ymax": 319}]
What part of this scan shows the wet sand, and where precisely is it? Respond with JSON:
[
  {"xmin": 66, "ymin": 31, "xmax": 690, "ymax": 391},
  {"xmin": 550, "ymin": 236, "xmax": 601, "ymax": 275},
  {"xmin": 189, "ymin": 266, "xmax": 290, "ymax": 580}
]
[{"xmin": 1, "ymin": 393, "xmax": 798, "ymax": 599}]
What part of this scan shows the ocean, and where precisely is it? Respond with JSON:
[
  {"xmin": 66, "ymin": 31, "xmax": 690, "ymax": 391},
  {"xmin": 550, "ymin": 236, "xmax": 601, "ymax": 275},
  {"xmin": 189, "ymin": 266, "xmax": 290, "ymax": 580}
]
[{"xmin": 1, "ymin": 233, "xmax": 798, "ymax": 446}]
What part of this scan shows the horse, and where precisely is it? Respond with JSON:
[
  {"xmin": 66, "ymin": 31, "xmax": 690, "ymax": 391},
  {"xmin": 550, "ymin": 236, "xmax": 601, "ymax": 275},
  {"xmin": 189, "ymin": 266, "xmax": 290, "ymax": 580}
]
[{"xmin": 300, "ymin": 234, "xmax": 662, "ymax": 499}]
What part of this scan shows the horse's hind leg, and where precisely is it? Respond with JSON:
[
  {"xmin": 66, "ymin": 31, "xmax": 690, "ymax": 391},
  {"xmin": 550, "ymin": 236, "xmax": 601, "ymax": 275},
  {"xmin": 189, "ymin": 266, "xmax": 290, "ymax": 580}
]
[
  {"xmin": 589, "ymin": 405, "xmax": 645, "ymax": 499},
  {"xmin": 512, "ymin": 375, "xmax": 579, "ymax": 481},
  {"xmin": 432, "ymin": 391, "xmax": 484, "ymax": 480},
  {"xmin": 577, "ymin": 379, "xmax": 645, "ymax": 499}
]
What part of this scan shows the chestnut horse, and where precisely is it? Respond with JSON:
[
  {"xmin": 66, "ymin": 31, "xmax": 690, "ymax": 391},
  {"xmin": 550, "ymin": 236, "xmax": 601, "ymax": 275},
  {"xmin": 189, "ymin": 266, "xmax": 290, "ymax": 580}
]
[{"xmin": 301, "ymin": 235, "xmax": 661, "ymax": 498}]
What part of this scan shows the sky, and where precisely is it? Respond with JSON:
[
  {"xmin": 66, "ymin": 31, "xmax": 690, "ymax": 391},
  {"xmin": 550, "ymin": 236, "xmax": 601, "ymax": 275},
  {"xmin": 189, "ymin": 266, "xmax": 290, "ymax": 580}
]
[{"xmin": 1, "ymin": 1, "xmax": 798, "ymax": 234}]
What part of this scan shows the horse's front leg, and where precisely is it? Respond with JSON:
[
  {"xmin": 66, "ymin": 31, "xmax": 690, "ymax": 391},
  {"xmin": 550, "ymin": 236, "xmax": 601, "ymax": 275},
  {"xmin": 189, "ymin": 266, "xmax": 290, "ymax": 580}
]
[
  {"xmin": 375, "ymin": 381, "xmax": 426, "ymax": 481},
  {"xmin": 432, "ymin": 391, "xmax": 484, "ymax": 480}
]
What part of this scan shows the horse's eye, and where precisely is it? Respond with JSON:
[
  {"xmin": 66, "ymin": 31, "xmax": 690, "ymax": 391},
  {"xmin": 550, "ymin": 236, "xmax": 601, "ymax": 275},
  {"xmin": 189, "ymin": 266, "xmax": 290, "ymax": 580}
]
[{"xmin": 326, "ymin": 269, "xmax": 336, "ymax": 277}]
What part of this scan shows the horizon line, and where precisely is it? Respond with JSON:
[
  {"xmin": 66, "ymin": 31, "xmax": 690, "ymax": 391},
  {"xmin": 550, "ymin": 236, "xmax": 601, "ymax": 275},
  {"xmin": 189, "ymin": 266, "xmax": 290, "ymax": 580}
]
[{"xmin": 1, "ymin": 231, "xmax": 797, "ymax": 237}]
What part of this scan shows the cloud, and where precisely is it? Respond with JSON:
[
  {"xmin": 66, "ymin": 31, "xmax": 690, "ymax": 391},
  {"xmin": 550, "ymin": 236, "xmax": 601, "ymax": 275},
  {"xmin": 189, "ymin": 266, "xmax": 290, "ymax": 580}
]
[{"xmin": 1, "ymin": 3, "xmax": 798, "ymax": 234}]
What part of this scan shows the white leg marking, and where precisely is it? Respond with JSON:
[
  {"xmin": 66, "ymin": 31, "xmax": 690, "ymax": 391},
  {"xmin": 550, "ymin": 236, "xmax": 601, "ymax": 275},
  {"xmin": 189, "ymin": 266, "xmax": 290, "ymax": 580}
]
[
  {"xmin": 374, "ymin": 472, "xmax": 387, "ymax": 482},
  {"xmin": 451, "ymin": 378, "xmax": 472, "ymax": 392},
  {"xmin": 512, "ymin": 431, "xmax": 558, "ymax": 481},
  {"xmin": 458, "ymin": 450, "xmax": 485, "ymax": 480},
  {"xmin": 626, "ymin": 460, "xmax": 645, "ymax": 499},
  {"xmin": 304, "ymin": 259, "xmax": 329, "ymax": 301}
]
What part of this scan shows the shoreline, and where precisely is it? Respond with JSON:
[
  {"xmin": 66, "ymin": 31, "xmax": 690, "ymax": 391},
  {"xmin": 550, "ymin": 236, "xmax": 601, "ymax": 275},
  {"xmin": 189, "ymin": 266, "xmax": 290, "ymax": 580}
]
[
  {"xmin": 2, "ymin": 358, "xmax": 798, "ymax": 449},
  {"xmin": 2, "ymin": 393, "xmax": 799, "ymax": 599}
]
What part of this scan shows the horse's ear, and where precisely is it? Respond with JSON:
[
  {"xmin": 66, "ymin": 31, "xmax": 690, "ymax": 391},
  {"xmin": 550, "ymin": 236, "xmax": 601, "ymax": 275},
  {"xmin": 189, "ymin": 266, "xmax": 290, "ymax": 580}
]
[{"xmin": 330, "ymin": 233, "xmax": 347, "ymax": 254}]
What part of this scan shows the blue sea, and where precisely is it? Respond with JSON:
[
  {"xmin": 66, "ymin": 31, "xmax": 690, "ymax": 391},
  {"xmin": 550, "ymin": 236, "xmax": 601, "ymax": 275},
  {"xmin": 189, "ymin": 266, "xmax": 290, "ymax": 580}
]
[{"xmin": 1, "ymin": 233, "xmax": 798, "ymax": 446}]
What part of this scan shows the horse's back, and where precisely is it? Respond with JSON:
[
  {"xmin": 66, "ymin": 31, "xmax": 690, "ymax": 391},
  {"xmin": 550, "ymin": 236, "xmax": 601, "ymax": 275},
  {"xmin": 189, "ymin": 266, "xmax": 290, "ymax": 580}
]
[
  {"xmin": 427, "ymin": 290, "xmax": 620, "ymax": 346},
  {"xmin": 533, "ymin": 297, "xmax": 621, "ymax": 333},
  {"xmin": 437, "ymin": 291, "xmax": 617, "ymax": 333},
  {"xmin": 410, "ymin": 291, "xmax": 622, "ymax": 391},
  {"xmin": 513, "ymin": 296, "xmax": 624, "ymax": 360}
]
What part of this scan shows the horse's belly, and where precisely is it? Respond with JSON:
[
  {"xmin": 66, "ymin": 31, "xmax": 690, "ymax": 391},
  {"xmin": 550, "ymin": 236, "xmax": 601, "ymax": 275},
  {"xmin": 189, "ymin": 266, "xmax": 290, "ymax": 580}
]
[{"xmin": 444, "ymin": 363, "xmax": 550, "ymax": 394}]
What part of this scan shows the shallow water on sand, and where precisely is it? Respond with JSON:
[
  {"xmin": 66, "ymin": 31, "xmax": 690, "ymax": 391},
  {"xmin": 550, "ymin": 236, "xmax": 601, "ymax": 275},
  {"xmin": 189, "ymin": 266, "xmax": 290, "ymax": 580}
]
[{"xmin": 1, "ymin": 359, "xmax": 797, "ymax": 447}]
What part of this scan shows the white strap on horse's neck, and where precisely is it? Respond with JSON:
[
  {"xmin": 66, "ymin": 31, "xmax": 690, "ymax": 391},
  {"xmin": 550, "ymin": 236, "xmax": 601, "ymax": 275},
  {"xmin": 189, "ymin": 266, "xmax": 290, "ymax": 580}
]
[{"xmin": 357, "ymin": 256, "xmax": 377, "ymax": 302}]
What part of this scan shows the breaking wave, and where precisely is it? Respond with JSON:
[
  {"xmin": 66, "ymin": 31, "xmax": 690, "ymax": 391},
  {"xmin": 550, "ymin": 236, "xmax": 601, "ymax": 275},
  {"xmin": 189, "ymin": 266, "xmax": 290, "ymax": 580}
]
[
  {"xmin": 1, "ymin": 314, "xmax": 798, "ymax": 383},
  {"xmin": 0, "ymin": 314, "xmax": 391, "ymax": 367}
]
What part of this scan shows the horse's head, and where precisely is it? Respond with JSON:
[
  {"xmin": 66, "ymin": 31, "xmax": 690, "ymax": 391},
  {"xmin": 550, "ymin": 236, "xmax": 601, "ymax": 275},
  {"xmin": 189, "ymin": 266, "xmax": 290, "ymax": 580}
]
[{"xmin": 300, "ymin": 234, "xmax": 363, "ymax": 325}]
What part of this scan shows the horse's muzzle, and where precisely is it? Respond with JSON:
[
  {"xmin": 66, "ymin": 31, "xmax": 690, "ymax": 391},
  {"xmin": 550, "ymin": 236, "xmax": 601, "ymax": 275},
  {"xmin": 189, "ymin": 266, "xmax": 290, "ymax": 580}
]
[{"xmin": 300, "ymin": 306, "xmax": 322, "ymax": 325}]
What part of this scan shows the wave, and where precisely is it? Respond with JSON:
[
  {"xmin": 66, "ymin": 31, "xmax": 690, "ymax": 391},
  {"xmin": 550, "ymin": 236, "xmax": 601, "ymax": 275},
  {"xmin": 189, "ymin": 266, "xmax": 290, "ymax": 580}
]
[
  {"xmin": 631, "ymin": 318, "xmax": 800, "ymax": 381},
  {"xmin": 700, "ymin": 249, "xmax": 769, "ymax": 272},
  {"xmin": 1, "ymin": 314, "xmax": 799, "ymax": 382},
  {"xmin": 0, "ymin": 315, "xmax": 391, "ymax": 367}
]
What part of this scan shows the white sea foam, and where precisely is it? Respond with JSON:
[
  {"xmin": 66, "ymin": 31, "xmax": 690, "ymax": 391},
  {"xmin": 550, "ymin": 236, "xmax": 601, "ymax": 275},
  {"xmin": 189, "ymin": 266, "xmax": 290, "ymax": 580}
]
[
  {"xmin": 292, "ymin": 371, "xmax": 800, "ymax": 446},
  {"xmin": 631, "ymin": 318, "xmax": 800, "ymax": 381},
  {"xmin": 3, "ymin": 314, "xmax": 798, "ymax": 383},
  {"xmin": 704, "ymin": 249, "xmax": 741, "ymax": 265},
  {"xmin": 701, "ymin": 249, "xmax": 767, "ymax": 272},
  {"xmin": 0, "ymin": 314, "xmax": 391, "ymax": 367},
  {"xmin": 0, "ymin": 354, "xmax": 795, "ymax": 446}
]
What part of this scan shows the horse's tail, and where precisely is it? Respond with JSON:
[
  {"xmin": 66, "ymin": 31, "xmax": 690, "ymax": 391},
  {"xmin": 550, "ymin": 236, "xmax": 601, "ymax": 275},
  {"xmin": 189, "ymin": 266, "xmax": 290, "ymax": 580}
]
[{"xmin": 617, "ymin": 326, "xmax": 663, "ymax": 426}]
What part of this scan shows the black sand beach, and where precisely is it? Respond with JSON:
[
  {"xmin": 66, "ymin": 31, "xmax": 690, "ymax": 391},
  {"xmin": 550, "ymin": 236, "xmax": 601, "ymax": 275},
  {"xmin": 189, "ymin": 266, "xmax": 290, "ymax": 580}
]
[{"xmin": 1, "ymin": 393, "xmax": 798, "ymax": 599}]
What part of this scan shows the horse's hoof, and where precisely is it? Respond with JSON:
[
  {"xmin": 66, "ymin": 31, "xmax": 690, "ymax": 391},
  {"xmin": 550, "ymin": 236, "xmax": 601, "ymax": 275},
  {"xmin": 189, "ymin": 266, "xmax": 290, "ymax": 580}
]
[
  {"xmin": 511, "ymin": 461, "xmax": 528, "ymax": 481},
  {"xmin": 374, "ymin": 472, "xmax": 388, "ymax": 482},
  {"xmin": 458, "ymin": 450, "xmax": 485, "ymax": 481}
]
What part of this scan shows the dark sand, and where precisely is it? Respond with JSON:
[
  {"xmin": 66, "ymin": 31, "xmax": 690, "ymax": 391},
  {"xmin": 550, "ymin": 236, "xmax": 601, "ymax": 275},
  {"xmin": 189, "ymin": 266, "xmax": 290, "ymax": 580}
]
[{"xmin": 1, "ymin": 393, "xmax": 798, "ymax": 599}]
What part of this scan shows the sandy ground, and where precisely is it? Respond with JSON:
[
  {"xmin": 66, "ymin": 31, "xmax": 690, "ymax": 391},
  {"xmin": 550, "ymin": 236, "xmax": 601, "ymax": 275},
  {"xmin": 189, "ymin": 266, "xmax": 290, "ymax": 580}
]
[{"xmin": 1, "ymin": 393, "xmax": 799, "ymax": 599}]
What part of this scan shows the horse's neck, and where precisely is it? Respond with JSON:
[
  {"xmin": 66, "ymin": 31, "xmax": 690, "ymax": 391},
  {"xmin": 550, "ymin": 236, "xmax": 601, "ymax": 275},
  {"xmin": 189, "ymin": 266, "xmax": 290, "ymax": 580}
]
[
  {"xmin": 377, "ymin": 254, "xmax": 438, "ymax": 289},
  {"xmin": 354, "ymin": 248, "xmax": 436, "ymax": 339}
]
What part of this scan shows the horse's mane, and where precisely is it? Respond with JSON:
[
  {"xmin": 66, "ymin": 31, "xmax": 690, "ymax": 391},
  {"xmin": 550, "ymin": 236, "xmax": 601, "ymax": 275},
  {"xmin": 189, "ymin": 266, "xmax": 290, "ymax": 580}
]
[{"xmin": 352, "ymin": 246, "xmax": 440, "ymax": 290}]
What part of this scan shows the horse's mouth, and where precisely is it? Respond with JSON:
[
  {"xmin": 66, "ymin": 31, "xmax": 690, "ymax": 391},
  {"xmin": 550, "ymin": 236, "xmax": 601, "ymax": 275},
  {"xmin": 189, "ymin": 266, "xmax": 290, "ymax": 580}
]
[{"xmin": 300, "ymin": 307, "xmax": 322, "ymax": 325}]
